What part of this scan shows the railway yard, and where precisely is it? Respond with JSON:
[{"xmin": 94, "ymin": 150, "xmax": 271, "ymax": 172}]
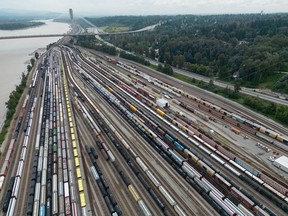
[{"xmin": 0, "ymin": 44, "xmax": 288, "ymax": 216}]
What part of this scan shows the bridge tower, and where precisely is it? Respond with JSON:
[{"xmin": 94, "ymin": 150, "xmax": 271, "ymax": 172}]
[{"xmin": 69, "ymin": 8, "xmax": 73, "ymax": 22}]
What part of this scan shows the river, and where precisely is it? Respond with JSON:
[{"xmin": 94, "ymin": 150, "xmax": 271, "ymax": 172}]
[{"xmin": 0, "ymin": 19, "xmax": 70, "ymax": 129}]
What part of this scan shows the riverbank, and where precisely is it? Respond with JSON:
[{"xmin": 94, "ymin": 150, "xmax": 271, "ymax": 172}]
[
  {"xmin": 0, "ymin": 68, "xmax": 30, "ymax": 147},
  {"xmin": 0, "ymin": 19, "xmax": 70, "ymax": 128},
  {"xmin": 0, "ymin": 21, "xmax": 45, "ymax": 30}
]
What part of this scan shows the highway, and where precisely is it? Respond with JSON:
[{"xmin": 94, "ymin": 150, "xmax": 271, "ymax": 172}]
[
  {"xmin": 147, "ymin": 59, "xmax": 288, "ymax": 106},
  {"xmin": 0, "ymin": 21, "xmax": 160, "ymax": 41},
  {"xmin": 0, "ymin": 44, "xmax": 287, "ymax": 216}
]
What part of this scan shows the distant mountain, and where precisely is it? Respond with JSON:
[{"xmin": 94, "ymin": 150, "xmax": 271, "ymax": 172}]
[{"xmin": 0, "ymin": 9, "xmax": 60, "ymax": 21}]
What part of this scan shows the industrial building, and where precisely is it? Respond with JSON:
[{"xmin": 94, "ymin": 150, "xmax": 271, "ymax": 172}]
[{"xmin": 274, "ymin": 156, "xmax": 288, "ymax": 173}]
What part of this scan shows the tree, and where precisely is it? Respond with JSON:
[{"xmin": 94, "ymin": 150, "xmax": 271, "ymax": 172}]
[
  {"xmin": 217, "ymin": 53, "xmax": 226, "ymax": 66},
  {"xmin": 157, "ymin": 63, "xmax": 173, "ymax": 75},
  {"xmin": 83, "ymin": 14, "xmax": 288, "ymax": 91},
  {"xmin": 234, "ymin": 81, "xmax": 241, "ymax": 93},
  {"xmin": 209, "ymin": 79, "xmax": 214, "ymax": 86},
  {"xmin": 34, "ymin": 52, "xmax": 39, "ymax": 59},
  {"xmin": 173, "ymin": 54, "xmax": 185, "ymax": 68},
  {"xmin": 30, "ymin": 58, "xmax": 35, "ymax": 67},
  {"xmin": 27, "ymin": 65, "xmax": 32, "ymax": 72},
  {"xmin": 194, "ymin": 52, "xmax": 202, "ymax": 63},
  {"xmin": 149, "ymin": 48, "xmax": 156, "ymax": 59}
]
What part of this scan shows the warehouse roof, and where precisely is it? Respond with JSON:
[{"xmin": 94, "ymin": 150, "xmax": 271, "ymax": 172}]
[
  {"xmin": 157, "ymin": 98, "xmax": 168, "ymax": 103},
  {"xmin": 274, "ymin": 156, "xmax": 288, "ymax": 168}
]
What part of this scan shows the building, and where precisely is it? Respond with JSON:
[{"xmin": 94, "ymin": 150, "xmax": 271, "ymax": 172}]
[
  {"xmin": 273, "ymin": 156, "xmax": 288, "ymax": 173},
  {"xmin": 156, "ymin": 98, "xmax": 169, "ymax": 108}
]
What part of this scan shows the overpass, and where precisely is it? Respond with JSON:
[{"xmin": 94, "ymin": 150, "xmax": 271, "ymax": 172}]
[{"xmin": 0, "ymin": 26, "xmax": 158, "ymax": 40}]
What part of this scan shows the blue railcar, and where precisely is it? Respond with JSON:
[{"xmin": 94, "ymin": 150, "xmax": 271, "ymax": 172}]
[
  {"xmin": 173, "ymin": 140, "xmax": 185, "ymax": 152},
  {"xmin": 39, "ymin": 204, "xmax": 46, "ymax": 216},
  {"xmin": 164, "ymin": 133, "xmax": 174, "ymax": 143}
]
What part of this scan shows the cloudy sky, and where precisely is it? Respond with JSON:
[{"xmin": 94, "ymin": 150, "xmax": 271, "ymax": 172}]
[{"xmin": 1, "ymin": 0, "xmax": 288, "ymax": 16}]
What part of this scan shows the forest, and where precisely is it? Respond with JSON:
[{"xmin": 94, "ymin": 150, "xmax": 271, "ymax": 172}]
[
  {"xmin": 74, "ymin": 22, "xmax": 288, "ymax": 125},
  {"xmin": 96, "ymin": 14, "xmax": 288, "ymax": 92},
  {"xmin": 0, "ymin": 21, "xmax": 44, "ymax": 30}
]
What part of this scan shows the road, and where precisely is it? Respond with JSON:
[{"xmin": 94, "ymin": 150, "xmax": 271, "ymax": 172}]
[
  {"xmin": 147, "ymin": 59, "xmax": 288, "ymax": 106},
  {"xmin": 0, "ymin": 42, "xmax": 288, "ymax": 216},
  {"xmin": 0, "ymin": 19, "xmax": 161, "ymax": 41}
]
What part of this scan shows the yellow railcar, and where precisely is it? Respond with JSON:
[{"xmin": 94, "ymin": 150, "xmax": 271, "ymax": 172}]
[
  {"xmin": 79, "ymin": 192, "xmax": 86, "ymax": 207},
  {"xmin": 156, "ymin": 109, "xmax": 165, "ymax": 116},
  {"xmin": 128, "ymin": 185, "xmax": 140, "ymax": 202}
]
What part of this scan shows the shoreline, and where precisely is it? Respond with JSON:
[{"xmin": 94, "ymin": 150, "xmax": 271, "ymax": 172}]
[
  {"xmin": 0, "ymin": 19, "xmax": 70, "ymax": 129},
  {"xmin": 0, "ymin": 22, "xmax": 45, "ymax": 31},
  {"xmin": 0, "ymin": 64, "xmax": 31, "ymax": 153}
]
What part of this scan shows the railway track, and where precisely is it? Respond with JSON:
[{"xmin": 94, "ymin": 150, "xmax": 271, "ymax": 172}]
[
  {"xmin": 75, "ymin": 109, "xmax": 152, "ymax": 216},
  {"xmin": 1, "ymin": 44, "xmax": 287, "ymax": 216},
  {"xmin": 65, "ymin": 49, "xmax": 164, "ymax": 216},
  {"xmin": 109, "ymin": 54, "xmax": 288, "ymax": 137},
  {"xmin": 69, "ymin": 49, "xmax": 220, "ymax": 214},
  {"xmin": 68, "ymin": 47, "xmax": 254, "ymax": 214},
  {"xmin": 75, "ymin": 46, "xmax": 288, "ymax": 214},
  {"xmin": 70, "ymin": 69, "xmax": 183, "ymax": 215}
]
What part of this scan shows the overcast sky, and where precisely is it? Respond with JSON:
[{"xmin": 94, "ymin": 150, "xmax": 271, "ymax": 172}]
[{"xmin": 1, "ymin": 0, "xmax": 288, "ymax": 16}]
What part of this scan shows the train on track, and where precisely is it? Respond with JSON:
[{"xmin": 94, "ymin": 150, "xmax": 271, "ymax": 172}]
[
  {"xmin": 108, "ymin": 56, "xmax": 288, "ymax": 146},
  {"xmin": 66, "ymin": 46, "xmax": 288, "ymax": 215}
]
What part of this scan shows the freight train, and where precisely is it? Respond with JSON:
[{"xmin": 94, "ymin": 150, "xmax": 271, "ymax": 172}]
[
  {"xmin": 69, "ymin": 46, "xmax": 288, "ymax": 215},
  {"xmin": 110, "ymin": 56, "xmax": 288, "ymax": 145}
]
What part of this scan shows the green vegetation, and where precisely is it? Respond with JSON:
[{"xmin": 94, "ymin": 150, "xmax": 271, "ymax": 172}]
[
  {"xmin": 100, "ymin": 26, "xmax": 130, "ymax": 33},
  {"xmin": 172, "ymin": 73, "xmax": 288, "ymax": 125},
  {"xmin": 75, "ymin": 35, "xmax": 151, "ymax": 63},
  {"xmin": 119, "ymin": 51, "xmax": 150, "ymax": 65},
  {"xmin": 76, "ymin": 35, "xmax": 117, "ymax": 55},
  {"xmin": 148, "ymin": 64, "xmax": 158, "ymax": 70},
  {"xmin": 0, "ymin": 21, "xmax": 44, "ymax": 30},
  {"xmin": 272, "ymin": 74, "xmax": 288, "ymax": 94},
  {"xmin": 257, "ymin": 73, "xmax": 284, "ymax": 89},
  {"xmin": 86, "ymin": 16, "xmax": 164, "ymax": 31},
  {"xmin": 0, "ymin": 66, "xmax": 30, "ymax": 145},
  {"xmin": 75, "ymin": 15, "xmax": 288, "ymax": 125},
  {"xmin": 157, "ymin": 63, "xmax": 173, "ymax": 75},
  {"xmin": 101, "ymin": 14, "xmax": 288, "ymax": 93}
]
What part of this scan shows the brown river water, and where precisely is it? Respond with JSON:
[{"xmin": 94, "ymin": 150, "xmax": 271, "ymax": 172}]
[{"xmin": 0, "ymin": 19, "xmax": 70, "ymax": 129}]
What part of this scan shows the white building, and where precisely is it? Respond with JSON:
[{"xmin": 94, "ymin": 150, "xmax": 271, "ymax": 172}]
[
  {"xmin": 156, "ymin": 98, "xmax": 169, "ymax": 108},
  {"xmin": 273, "ymin": 156, "xmax": 288, "ymax": 173}
]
